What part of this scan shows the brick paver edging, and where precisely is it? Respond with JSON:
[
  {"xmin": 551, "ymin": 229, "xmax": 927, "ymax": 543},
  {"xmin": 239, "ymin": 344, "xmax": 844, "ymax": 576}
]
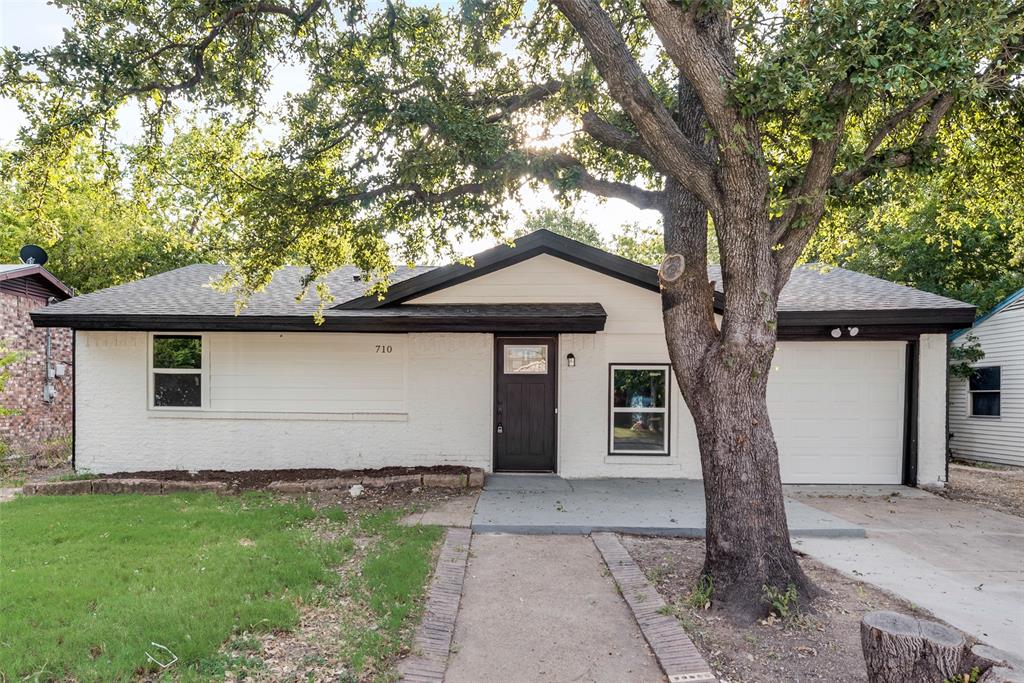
[
  {"xmin": 21, "ymin": 469, "xmax": 485, "ymax": 497},
  {"xmin": 592, "ymin": 532, "xmax": 718, "ymax": 683},
  {"xmin": 398, "ymin": 527, "xmax": 472, "ymax": 682}
]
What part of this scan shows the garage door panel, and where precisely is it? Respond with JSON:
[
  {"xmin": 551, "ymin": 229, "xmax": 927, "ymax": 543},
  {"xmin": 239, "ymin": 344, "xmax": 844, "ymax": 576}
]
[{"xmin": 769, "ymin": 342, "xmax": 906, "ymax": 484}]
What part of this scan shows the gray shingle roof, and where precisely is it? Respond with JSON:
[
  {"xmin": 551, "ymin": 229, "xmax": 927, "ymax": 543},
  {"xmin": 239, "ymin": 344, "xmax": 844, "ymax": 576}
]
[
  {"xmin": 707, "ymin": 264, "xmax": 972, "ymax": 312},
  {"xmin": 0, "ymin": 264, "xmax": 33, "ymax": 275},
  {"xmin": 31, "ymin": 237, "xmax": 974, "ymax": 331},
  {"xmin": 36, "ymin": 264, "xmax": 435, "ymax": 318}
]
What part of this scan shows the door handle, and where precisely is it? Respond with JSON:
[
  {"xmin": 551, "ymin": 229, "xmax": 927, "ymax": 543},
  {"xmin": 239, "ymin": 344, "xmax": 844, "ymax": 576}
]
[{"xmin": 496, "ymin": 423, "xmax": 503, "ymax": 434}]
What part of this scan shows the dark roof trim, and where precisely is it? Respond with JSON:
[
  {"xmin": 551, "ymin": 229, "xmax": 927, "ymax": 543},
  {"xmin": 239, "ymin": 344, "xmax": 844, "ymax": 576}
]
[
  {"xmin": 0, "ymin": 265, "xmax": 74, "ymax": 300},
  {"xmin": 334, "ymin": 229, "xmax": 697, "ymax": 309},
  {"xmin": 777, "ymin": 307, "xmax": 976, "ymax": 330},
  {"xmin": 31, "ymin": 303, "xmax": 608, "ymax": 334}
]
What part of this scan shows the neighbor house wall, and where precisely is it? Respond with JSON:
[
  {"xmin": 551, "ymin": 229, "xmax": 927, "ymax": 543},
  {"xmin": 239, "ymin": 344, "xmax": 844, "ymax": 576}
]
[
  {"xmin": 412, "ymin": 255, "xmax": 913, "ymax": 484},
  {"xmin": 75, "ymin": 330, "xmax": 492, "ymax": 473},
  {"xmin": 949, "ymin": 300, "xmax": 1024, "ymax": 467},
  {"xmin": 0, "ymin": 290, "xmax": 73, "ymax": 461}
]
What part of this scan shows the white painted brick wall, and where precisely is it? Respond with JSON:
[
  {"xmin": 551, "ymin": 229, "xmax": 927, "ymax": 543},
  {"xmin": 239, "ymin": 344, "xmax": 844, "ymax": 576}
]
[
  {"xmin": 76, "ymin": 331, "xmax": 492, "ymax": 474},
  {"xmin": 917, "ymin": 333, "xmax": 949, "ymax": 486}
]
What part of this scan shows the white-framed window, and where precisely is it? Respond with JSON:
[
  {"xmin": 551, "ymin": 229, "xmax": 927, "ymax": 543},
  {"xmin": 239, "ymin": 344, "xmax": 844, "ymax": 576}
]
[
  {"xmin": 149, "ymin": 333, "xmax": 206, "ymax": 409},
  {"xmin": 609, "ymin": 364, "xmax": 670, "ymax": 455},
  {"xmin": 969, "ymin": 366, "xmax": 1001, "ymax": 418}
]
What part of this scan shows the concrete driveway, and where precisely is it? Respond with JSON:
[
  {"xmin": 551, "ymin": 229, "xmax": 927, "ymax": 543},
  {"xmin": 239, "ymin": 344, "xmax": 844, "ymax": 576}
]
[
  {"xmin": 790, "ymin": 486, "xmax": 1024, "ymax": 654},
  {"xmin": 473, "ymin": 474, "xmax": 863, "ymax": 537}
]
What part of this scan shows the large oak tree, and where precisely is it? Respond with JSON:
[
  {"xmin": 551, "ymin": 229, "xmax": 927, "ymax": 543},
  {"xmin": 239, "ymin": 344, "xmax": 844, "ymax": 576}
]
[{"xmin": 3, "ymin": 0, "xmax": 1022, "ymax": 617}]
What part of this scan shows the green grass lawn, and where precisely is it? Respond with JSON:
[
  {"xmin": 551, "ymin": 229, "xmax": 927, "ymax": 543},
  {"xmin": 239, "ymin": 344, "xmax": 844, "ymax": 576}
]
[{"xmin": 0, "ymin": 493, "xmax": 442, "ymax": 681}]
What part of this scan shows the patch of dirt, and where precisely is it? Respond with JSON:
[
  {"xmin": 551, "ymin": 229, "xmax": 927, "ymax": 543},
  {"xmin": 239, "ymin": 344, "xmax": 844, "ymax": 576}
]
[
  {"xmin": 100, "ymin": 465, "xmax": 472, "ymax": 491},
  {"xmin": 940, "ymin": 462, "xmax": 1024, "ymax": 518},
  {"xmin": 219, "ymin": 485, "xmax": 457, "ymax": 681},
  {"xmin": 623, "ymin": 536, "xmax": 960, "ymax": 683}
]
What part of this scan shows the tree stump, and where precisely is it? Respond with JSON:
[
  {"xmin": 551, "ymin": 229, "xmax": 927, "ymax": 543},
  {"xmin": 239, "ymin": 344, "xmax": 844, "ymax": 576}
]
[{"xmin": 861, "ymin": 611, "xmax": 967, "ymax": 683}]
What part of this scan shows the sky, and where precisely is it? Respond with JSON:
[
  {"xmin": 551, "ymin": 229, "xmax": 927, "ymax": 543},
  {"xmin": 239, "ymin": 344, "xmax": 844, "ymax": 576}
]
[{"xmin": 0, "ymin": 0, "xmax": 661, "ymax": 256}]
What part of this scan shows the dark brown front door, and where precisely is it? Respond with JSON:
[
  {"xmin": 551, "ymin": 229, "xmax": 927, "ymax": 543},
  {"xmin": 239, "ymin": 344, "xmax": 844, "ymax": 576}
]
[{"xmin": 494, "ymin": 336, "xmax": 557, "ymax": 472}]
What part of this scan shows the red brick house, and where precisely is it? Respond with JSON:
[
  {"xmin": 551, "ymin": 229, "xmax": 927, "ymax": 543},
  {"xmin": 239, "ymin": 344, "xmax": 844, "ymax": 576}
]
[{"xmin": 0, "ymin": 265, "xmax": 74, "ymax": 462}]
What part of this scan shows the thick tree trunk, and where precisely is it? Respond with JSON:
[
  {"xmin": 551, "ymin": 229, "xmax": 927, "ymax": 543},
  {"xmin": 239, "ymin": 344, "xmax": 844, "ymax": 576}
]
[{"xmin": 661, "ymin": 186, "xmax": 816, "ymax": 621}]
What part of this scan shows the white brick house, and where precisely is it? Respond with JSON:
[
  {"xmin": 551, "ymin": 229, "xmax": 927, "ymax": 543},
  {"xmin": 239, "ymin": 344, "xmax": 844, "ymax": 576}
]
[{"xmin": 32, "ymin": 230, "xmax": 975, "ymax": 485}]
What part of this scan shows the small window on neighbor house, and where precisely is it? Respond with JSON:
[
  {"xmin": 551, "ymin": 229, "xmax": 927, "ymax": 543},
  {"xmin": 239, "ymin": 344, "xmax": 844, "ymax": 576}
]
[
  {"xmin": 609, "ymin": 365, "xmax": 670, "ymax": 455},
  {"xmin": 152, "ymin": 335, "xmax": 202, "ymax": 408},
  {"xmin": 969, "ymin": 366, "xmax": 1001, "ymax": 417}
]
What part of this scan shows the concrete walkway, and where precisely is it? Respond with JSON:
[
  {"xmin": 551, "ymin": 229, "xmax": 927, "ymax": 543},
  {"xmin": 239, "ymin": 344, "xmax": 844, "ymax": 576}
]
[
  {"xmin": 445, "ymin": 534, "xmax": 665, "ymax": 683},
  {"xmin": 791, "ymin": 487, "xmax": 1024, "ymax": 654},
  {"xmin": 473, "ymin": 475, "xmax": 863, "ymax": 538}
]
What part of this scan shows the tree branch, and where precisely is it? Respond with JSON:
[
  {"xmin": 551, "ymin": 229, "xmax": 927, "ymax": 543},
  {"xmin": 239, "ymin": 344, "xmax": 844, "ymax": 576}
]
[
  {"xmin": 551, "ymin": 0, "xmax": 721, "ymax": 215},
  {"xmin": 319, "ymin": 150, "xmax": 664, "ymax": 212},
  {"xmin": 640, "ymin": 0, "xmax": 752, "ymax": 160},
  {"xmin": 122, "ymin": 0, "xmax": 325, "ymax": 97},
  {"xmin": 580, "ymin": 111, "xmax": 657, "ymax": 164},
  {"xmin": 833, "ymin": 92, "xmax": 954, "ymax": 190},
  {"xmin": 484, "ymin": 80, "xmax": 563, "ymax": 123},
  {"xmin": 860, "ymin": 90, "xmax": 940, "ymax": 160}
]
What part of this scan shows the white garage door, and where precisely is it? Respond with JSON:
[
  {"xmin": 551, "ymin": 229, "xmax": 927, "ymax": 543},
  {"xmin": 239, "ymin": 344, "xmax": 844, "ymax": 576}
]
[{"xmin": 768, "ymin": 341, "xmax": 907, "ymax": 484}]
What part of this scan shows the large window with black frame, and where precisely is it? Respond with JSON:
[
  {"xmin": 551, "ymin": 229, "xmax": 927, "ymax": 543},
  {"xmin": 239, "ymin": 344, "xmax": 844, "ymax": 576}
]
[{"xmin": 609, "ymin": 364, "xmax": 670, "ymax": 455}]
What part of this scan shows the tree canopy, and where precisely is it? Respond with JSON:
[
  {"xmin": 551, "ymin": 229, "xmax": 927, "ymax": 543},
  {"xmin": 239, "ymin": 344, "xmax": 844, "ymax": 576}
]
[{"xmin": 4, "ymin": 0, "xmax": 1019, "ymax": 301}]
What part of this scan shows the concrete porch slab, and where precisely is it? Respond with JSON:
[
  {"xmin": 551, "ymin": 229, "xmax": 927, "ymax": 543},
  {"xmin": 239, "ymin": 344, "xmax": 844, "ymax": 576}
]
[{"xmin": 473, "ymin": 475, "xmax": 864, "ymax": 538}]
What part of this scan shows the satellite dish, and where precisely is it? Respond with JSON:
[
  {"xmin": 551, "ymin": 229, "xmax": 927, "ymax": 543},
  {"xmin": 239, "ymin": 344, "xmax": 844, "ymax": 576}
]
[{"xmin": 19, "ymin": 244, "xmax": 48, "ymax": 266}]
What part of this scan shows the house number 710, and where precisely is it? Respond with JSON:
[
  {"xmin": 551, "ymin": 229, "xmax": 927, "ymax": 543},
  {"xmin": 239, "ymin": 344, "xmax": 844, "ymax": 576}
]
[{"xmin": 375, "ymin": 345, "xmax": 393, "ymax": 353}]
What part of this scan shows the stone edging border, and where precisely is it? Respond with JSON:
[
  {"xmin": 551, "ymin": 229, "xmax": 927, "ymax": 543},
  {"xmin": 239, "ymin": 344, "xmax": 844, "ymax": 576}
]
[
  {"xmin": 398, "ymin": 527, "xmax": 472, "ymax": 682},
  {"xmin": 592, "ymin": 532, "xmax": 718, "ymax": 683},
  {"xmin": 21, "ymin": 469, "xmax": 485, "ymax": 496}
]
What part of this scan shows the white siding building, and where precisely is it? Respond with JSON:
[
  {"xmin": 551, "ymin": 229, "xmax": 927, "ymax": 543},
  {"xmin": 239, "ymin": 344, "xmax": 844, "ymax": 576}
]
[
  {"xmin": 32, "ymin": 230, "xmax": 976, "ymax": 486},
  {"xmin": 949, "ymin": 288, "xmax": 1024, "ymax": 467}
]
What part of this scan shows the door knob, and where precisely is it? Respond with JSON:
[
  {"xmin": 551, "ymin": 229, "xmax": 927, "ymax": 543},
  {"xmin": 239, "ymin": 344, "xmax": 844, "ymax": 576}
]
[{"xmin": 496, "ymin": 424, "xmax": 503, "ymax": 434}]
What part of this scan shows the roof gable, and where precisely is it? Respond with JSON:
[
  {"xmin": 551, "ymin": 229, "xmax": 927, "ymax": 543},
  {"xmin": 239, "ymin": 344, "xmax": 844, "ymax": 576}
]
[
  {"xmin": 334, "ymin": 229, "xmax": 675, "ymax": 309},
  {"xmin": 0, "ymin": 265, "xmax": 74, "ymax": 300}
]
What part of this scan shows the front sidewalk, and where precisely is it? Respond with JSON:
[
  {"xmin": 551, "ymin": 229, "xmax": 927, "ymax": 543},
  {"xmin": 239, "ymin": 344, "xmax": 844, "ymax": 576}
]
[
  {"xmin": 791, "ymin": 486, "xmax": 1024, "ymax": 653},
  {"xmin": 444, "ymin": 534, "xmax": 666, "ymax": 682}
]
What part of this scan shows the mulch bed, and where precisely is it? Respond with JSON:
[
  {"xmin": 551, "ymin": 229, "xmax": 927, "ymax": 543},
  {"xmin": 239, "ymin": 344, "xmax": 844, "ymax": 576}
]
[
  {"xmin": 941, "ymin": 462, "xmax": 1024, "ymax": 518},
  {"xmin": 101, "ymin": 465, "xmax": 473, "ymax": 491},
  {"xmin": 623, "ymin": 536, "xmax": 957, "ymax": 683}
]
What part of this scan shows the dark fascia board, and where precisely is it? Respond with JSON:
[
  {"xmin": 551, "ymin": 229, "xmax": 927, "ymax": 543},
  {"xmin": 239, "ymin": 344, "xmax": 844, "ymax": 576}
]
[
  {"xmin": 0, "ymin": 265, "xmax": 74, "ymax": 299},
  {"xmin": 333, "ymin": 229, "xmax": 707, "ymax": 309},
  {"xmin": 776, "ymin": 307, "xmax": 976, "ymax": 331},
  {"xmin": 30, "ymin": 311, "xmax": 608, "ymax": 334}
]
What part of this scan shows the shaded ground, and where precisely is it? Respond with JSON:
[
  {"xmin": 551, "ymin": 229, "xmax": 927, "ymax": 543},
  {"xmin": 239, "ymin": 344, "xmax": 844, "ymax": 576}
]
[
  {"xmin": 624, "ymin": 536, "xmax": 951, "ymax": 683},
  {"xmin": 446, "ymin": 534, "xmax": 664, "ymax": 683},
  {"xmin": 941, "ymin": 461, "xmax": 1024, "ymax": 518}
]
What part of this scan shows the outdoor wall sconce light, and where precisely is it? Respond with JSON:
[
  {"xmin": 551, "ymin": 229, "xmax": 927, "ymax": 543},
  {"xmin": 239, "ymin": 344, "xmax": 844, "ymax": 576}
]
[{"xmin": 566, "ymin": 353, "xmax": 576, "ymax": 367}]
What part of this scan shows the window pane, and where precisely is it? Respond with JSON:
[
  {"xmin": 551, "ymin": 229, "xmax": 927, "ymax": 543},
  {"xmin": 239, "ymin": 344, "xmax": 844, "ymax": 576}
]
[
  {"xmin": 972, "ymin": 392, "xmax": 1001, "ymax": 417},
  {"xmin": 504, "ymin": 345, "xmax": 547, "ymax": 374},
  {"xmin": 613, "ymin": 368, "xmax": 666, "ymax": 408},
  {"xmin": 153, "ymin": 335, "xmax": 202, "ymax": 369},
  {"xmin": 612, "ymin": 411, "xmax": 667, "ymax": 452},
  {"xmin": 154, "ymin": 373, "xmax": 201, "ymax": 407},
  {"xmin": 969, "ymin": 367, "xmax": 1000, "ymax": 391}
]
